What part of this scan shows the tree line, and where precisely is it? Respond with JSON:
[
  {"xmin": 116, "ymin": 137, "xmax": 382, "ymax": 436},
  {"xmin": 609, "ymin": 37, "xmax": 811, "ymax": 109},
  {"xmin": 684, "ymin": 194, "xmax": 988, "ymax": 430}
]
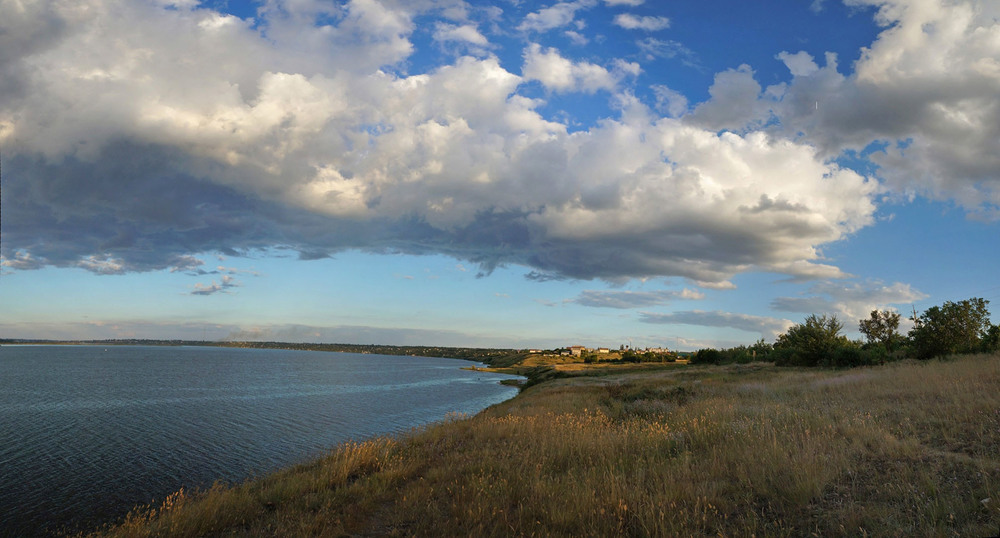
[{"xmin": 691, "ymin": 297, "xmax": 1000, "ymax": 367}]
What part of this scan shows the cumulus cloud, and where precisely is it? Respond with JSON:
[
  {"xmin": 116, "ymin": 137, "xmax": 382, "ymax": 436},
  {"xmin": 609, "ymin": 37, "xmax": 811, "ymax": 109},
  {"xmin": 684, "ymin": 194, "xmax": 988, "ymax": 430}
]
[
  {"xmin": 517, "ymin": 1, "xmax": 592, "ymax": 33},
  {"xmin": 573, "ymin": 288, "xmax": 704, "ymax": 309},
  {"xmin": 639, "ymin": 310, "xmax": 795, "ymax": 339},
  {"xmin": 562, "ymin": 30, "xmax": 590, "ymax": 47},
  {"xmin": 0, "ymin": 0, "xmax": 883, "ymax": 288},
  {"xmin": 613, "ymin": 13, "xmax": 670, "ymax": 31},
  {"xmin": 651, "ymin": 85, "xmax": 689, "ymax": 117},
  {"xmin": 687, "ymin": 64, "xmax": 770, "ymax": 132},
  {"xmin": 771, "ymin": 279, "xmax": 928, "ymax": 323},
  {"xmin": 432, "ymin": 22, "xmax": 489, "ymax": 47},
  {"xmin": 766, "ymin": 0, "xmax": 1000, "ymax": 218},
  {"xmin": 521, "ymin": 43, "xmax": 623, "ymax": 93}
]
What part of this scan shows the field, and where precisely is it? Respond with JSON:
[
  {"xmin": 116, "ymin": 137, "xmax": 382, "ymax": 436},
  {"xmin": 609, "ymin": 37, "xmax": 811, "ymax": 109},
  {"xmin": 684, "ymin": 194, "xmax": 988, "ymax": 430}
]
[{"xmin": 90, "ymin": 354, "xmax": 1000, "ymax": 537}]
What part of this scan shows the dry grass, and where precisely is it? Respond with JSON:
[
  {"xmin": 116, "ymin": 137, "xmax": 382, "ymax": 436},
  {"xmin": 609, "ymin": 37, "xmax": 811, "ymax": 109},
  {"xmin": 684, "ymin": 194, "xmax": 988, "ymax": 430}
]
[{"xmin": 89, "ymin": 354, "xmax": 1000, "ymax": 537}]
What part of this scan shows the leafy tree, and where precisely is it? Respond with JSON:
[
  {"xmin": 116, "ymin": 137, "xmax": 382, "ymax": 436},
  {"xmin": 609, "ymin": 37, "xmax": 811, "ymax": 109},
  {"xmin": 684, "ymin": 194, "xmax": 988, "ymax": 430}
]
[
  {"xmin": 980, "ymin": 324, "xmax": 1000, "ymax": 353},
  {"xmin": 859, "ymin": 309, "xmax": 902, "ymax": 352},
  {"xmin": 749, "ymin": 338, "xmax": 773, "ymax": 361},
  {"xmin": 773, "ymin": 314, "xmax": 850, "ymax": 367},
  {"xmin": 908, "ymin": 298, "xmax": 992, "ymax": 359}
]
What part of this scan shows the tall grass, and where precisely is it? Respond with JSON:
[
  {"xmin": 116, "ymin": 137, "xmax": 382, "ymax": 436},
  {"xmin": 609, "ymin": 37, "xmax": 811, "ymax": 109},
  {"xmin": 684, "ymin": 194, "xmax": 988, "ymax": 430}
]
[{"xmin": 90, "ymin": 354, "xmax": 1000, "ymax": 536}]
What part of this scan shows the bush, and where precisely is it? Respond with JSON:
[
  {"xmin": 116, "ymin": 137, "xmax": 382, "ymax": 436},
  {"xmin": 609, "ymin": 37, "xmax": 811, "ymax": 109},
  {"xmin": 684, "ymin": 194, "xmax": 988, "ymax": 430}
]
[
  {"xmin": 865, "ymin": 345, "xmax": 890, "ymax": 365},
  {"xmin": 691, "ymin": 348, "xmax": 722, "ymax": 365},
  {"xmin": 770, "ymin": 346, "xmax": 802, "ymax": 367},
  {"xmin": 826, "ymin": 344, "xmax": 882, "ymax": 368}
]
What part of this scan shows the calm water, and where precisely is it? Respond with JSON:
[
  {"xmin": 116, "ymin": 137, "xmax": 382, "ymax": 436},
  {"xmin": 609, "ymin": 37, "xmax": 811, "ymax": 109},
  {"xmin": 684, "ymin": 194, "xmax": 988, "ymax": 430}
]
[{"xmin": 0, "ymin": 345, "xmax": 519, "ymax": 536}]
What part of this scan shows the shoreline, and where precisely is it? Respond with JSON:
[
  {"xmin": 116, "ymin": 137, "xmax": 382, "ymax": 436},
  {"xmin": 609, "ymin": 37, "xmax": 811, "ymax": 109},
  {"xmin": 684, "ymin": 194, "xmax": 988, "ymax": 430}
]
[
  {"xmin": 87, "ymin": 353, "xmax": 1000, "ymax": 536},
  {"xmin": 0, "ymin": 345, "xmax": 523, "ymax": 537}
]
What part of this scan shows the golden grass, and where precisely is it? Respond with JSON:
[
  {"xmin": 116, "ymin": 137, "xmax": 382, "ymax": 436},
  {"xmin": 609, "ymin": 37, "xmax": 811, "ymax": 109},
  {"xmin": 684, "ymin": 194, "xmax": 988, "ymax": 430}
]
[{"xmin": 89, "ymin": 354, "xmax": 1000, "ymax": 537}]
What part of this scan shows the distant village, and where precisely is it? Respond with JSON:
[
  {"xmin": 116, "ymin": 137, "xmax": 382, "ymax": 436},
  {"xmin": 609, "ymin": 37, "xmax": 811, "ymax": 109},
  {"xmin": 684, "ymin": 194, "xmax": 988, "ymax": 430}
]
[{"xmin": 527, "ymin": 344, "xmax": 680, "ymax": 363}]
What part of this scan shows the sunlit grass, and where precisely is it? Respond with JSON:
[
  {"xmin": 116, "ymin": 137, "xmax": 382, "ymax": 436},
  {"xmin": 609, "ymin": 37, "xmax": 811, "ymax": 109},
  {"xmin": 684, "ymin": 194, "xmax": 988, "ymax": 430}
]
[{"xmin": 89, "ymin": 354, "xmax": 1000, "ymax": 536}]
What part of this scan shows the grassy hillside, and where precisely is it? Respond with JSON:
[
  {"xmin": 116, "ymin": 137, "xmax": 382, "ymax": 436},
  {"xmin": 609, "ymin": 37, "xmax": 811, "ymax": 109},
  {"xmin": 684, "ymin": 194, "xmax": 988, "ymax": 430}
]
[{"xmin": 88, "ymin": 354, "xmax": 1000, "ymax": 537}]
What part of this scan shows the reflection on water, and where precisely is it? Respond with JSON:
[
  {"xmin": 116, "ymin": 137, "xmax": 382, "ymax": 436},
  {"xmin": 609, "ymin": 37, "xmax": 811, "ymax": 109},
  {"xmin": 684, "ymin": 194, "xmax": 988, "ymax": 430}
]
[{"xmin": 0, "ymin": 345, "xmax": 518, "ymax": 536}]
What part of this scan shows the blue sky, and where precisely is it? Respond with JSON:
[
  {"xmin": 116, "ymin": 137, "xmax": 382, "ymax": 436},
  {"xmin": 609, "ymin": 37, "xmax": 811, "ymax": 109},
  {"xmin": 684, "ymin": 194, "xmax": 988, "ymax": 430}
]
[{"xmin": 1, "ymin": 0, "xmax": 998, "ymax": 350}]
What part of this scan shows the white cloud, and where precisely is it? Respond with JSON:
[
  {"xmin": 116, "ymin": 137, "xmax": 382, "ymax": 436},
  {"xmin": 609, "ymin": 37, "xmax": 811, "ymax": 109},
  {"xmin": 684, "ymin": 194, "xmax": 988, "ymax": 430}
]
[
  {"xmin": 0, "ymin": 0, "xmax": 882, "ymax": 288},
  {"xmin": 652, "ymin": 84, "xmax": 688, "ymax": 117},
  {"xmin": 687, "ymin": 64, "xmax": 769, "ymax": 132},
  {"xmin": 636, "ymin": 37, "xmax": 699, "ymax": 67},
  {"xmin": 192, "ymin": 275, "xmax": 239, "ymax": 295},
  {"xmin": 776, "ymin": 51, "xmax": 820, "ymax": 77},
  {"xmin": 77, "ymin": 255, "xmax": 128, "ymax": 275},
  {"xmin": 573, "ymin": 288, "xmax": 704, "ymax": 308},
  {"xmin": 771, "ymin": 279, "xmax": 928, "ymax": 324},
  {"xmin": 0, "ymin": 250, "xmax": 47, "ymax": 271},
  {"xmin": 563, "ymin": 30, "xmax": 589, "ymax": 45},
  {"xmin": 517, "ymin": 1, "xmax": 590, "ymax": 33},
  {"xmin": 768, "ymin": 0, "xmax": 1000, "ymax": 218},
  {"xmin": 521, "ymin": 43, "xmax": 618, "ymax": 93},
  {"xmin": 639, "ymin": 310, "xmax": 795, "ymax": 339},
  {"xmin": 613, "ymin": 13, "xmax": 670, "ymax": 31},
  {"xmin": 432, "ymin": 22, "xmax": 489, "ymax": 46}
]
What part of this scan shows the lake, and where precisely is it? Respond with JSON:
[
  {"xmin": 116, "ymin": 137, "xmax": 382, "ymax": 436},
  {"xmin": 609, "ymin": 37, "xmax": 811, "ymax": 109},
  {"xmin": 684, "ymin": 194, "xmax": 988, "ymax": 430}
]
[{"xmin": 0, "ymin": 345, "xmax": 520, "ymax": 536}]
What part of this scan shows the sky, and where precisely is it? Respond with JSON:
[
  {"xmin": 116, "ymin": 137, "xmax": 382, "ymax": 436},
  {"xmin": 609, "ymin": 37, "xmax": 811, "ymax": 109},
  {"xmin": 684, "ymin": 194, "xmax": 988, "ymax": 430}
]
[{"xmin": 1, "ymin": 0, "xmax": 999, "ymax": 350}]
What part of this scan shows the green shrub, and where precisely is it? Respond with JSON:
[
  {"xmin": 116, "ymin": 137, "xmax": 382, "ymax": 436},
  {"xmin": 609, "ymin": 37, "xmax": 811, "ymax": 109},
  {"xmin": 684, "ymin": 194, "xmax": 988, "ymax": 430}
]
[
  {"xmin": 826, "ymin": 344, "xmax": 879, "ymax": 368},
  {"xmin": 691, "ymin": 348, "xmax": 722, "ymax": 365},
  {"xmin": 770, "ymin": 346, "xmax": 801, "ymax": 367}
]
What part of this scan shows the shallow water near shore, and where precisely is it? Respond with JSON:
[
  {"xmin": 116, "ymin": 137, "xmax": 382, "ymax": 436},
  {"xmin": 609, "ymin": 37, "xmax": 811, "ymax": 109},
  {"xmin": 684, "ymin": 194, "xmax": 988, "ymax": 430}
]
[{"xmin": 0, "ymin": 345, "xmax": 519, "ymax": 537}]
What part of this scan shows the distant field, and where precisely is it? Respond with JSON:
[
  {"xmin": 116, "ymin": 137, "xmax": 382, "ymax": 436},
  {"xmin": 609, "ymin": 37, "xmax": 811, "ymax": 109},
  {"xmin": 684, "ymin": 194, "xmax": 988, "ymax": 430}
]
[{"xmin": 90, "ymin": 354, "xmax": 1000, "ymax": 537}]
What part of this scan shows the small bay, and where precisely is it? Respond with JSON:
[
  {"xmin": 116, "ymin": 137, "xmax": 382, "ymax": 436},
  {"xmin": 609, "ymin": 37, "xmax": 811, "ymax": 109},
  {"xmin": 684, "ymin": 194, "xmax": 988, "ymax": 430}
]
[{"xmin": 0, "ymin": 345, "xmax": 519, "ymax": 536}]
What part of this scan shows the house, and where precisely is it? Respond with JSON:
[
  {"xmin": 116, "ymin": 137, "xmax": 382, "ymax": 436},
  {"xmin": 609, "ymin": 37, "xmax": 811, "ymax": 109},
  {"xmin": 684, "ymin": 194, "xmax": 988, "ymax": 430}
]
[
  {"xmin": 567, "ymin": 345, "xmax": 587, "ymax": 357},
  {"xmin": 596, "ymin": 348, "xmax": 610, "ymax": 354}
]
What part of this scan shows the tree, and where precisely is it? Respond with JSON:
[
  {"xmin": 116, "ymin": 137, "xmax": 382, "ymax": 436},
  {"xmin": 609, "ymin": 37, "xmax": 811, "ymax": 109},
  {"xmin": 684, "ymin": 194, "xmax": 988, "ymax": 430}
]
[
  {"xmin": 859, "ymin": 309, "xmax": 902, "ymax": 352},
  {"xmin": 908, "ymin": 298, "xmax": 992, "ymax": 359},
  {"xmin": 749, "ymin": 338, "xmax": 773, "ymax": 361},
  {"xmin": 983, "ymin": 324, "xmax": 1000, "ymax": 353},
  {"xmin": 773, "ymin": 314, "xmax": 850, "ymax": 366}
]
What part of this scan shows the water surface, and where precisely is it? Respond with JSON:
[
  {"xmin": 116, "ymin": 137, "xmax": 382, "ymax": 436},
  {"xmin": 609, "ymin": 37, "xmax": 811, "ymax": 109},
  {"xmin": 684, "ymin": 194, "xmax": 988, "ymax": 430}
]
[{"xmin": 0, "ymin": 345, "xmax": 519, "ymax": 536}]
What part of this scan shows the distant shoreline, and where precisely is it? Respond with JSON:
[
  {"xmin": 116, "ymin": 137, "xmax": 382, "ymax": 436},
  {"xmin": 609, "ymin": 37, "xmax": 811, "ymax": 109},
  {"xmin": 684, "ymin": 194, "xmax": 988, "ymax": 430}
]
[{"xmin": 0, "ymin": 338, "xmax": 526, "ymax": 367}]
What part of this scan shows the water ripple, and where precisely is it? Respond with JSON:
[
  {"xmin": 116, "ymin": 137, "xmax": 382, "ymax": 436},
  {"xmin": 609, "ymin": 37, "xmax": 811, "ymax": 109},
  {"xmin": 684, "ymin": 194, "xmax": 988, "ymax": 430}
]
[{"xmin": 0, "ymin": 346, "xmax": 519, "ymax": 537}]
